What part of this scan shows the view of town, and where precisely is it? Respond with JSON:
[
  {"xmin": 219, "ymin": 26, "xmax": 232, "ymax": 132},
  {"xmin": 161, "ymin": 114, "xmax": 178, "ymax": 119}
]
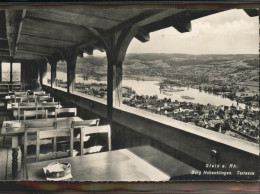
[
  {"xmin": 45, "ymin": 9, "xmax": 259, "ymax": 144},
  {"xmin": 48, "ymin": 52, "xmax": 259, "ymax": 144}
]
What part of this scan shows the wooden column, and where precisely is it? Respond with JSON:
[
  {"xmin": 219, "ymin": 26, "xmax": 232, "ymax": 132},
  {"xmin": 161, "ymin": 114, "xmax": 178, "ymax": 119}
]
[
  {"xmin": 39, "ymin": 61, "xmax": 48, "ymax": 86},
  {"xmin": 10, "ymin": 62, "xmax": 13, "ymax": 83},
  {"xmin": 88, "ymin": 26, "xmax": 146, "ymax": 123},
  {"xmin": 66, "ymin": 53, "xmax": 77, "ymax": 93},
  {"xmin": 107, "ymin": 56, "xmax": 123, "ymax": 121},
  {"xmin": 50, "ymin": 61, "xmax": 57, "ymax": 88},
  {"xmin": 0, "ymin": 59, "xmax": 2, "ymax": 82},
  {"xmin": 106, "ymin": 27, "xmax": 139, "ymax": 122}
]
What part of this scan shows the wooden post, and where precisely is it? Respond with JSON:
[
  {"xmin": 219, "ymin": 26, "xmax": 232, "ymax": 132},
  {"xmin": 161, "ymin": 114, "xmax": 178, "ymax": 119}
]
[
  {"xmin": 39, "ymin": 61, "xmax": 47, "ymax": 86},
  {"xmin": 0, "ymin": 59, "xmax": 2, "ymax": 82},
  {"xmin": 50, "ymin": 61, "xmax": 57, "ymax": 88},
  {"xmin": 10, "ymin": 62, "xmax": 13, "ymax": 83},
  {"xmin": 107, "ymin": 56, "xmax": 123, "ymax": 121},
  {"xmin": 66, "ymin": 53, "xmax": 77, "ymax": 93},
  {"xmin": 106, "ymin": 27, "xmax": 139, "ymax": 122},
  {"xmin": 87, "ymin": 26, "xmax": 142, "ymax": 123}
]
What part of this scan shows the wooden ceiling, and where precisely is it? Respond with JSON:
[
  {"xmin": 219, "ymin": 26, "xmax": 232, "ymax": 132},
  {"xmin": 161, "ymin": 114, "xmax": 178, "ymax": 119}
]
[{"xmin": 0, "ymin": 8, "xmax": 258, "ymax": 62}]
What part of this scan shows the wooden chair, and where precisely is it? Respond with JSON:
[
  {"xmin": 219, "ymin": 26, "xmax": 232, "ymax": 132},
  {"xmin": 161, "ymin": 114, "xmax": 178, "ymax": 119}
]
[
  {"xmin": 24, "ymin": 121, "xmax": 56, "ymax": 159},
  {"xmin": 71, "ymin": 119, "xmax": 100, "ymax": 128},
  {"xmin": 33, "ymin": 91, "xmax": 45, "ymax": 96},
  {"xmin": 14, "ymin": 91, "xmax": 28, "ymax": 96},
  {"xmin": 71, "ymin": 119, "xmax": 100, "ymax": 143},
  {"xmin": 37, "ymin": 96, "xmax": 54, "ymax": 103},
  {"xmin": 36, "ymin": 93, "xmax": 50, "ymax": 97},
  {"xmin": 13, "ymin": 96, "xmax": 22, "ymax": 103},
  {"xmin": 0, "ymin": 84, "xmax": 9, "ymax": 93},
  {"xmin": 42, "ymin": 102, "xmax": 60, "ymax": 118},
  {"xmin": 79, "ymin": 125, "xmax": 111, "ymax": 155},
  {"xmin": 23, "ymin": 109, "xmax": 48, "ymax": 120},
  {"xmin": 20, "ymin": 96, "xmax": 37, "ymax": 103},
  {"xmin": 22, "ymin": 121, "xmax": 56, "ymax": 178},
  {"xmin": 55, "ymin": 107, "xmax": 77, "ymax": 119},
  {"xmin": 12, "ymin": 84, "xmax": 22, "ymax": 92},
  {"xmin": 36, "ymin": 128, "xmax": 74, "ymax": 162},
  {"xmin": 17, "ymin": 102, "xmax": 38, "ymax": 120}
]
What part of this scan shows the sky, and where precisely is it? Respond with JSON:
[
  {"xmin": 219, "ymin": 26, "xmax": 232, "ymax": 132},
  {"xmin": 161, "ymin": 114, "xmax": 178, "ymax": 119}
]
[{"xmin": 125, "ymin": 9, "xmax": 259, "ymax": 55}]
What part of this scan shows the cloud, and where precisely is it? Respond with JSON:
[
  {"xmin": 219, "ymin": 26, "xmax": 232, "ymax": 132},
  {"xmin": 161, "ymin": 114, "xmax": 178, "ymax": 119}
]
[{"xmin": 127, "ymin": 9, "xmax": 259, "ymax": 54}]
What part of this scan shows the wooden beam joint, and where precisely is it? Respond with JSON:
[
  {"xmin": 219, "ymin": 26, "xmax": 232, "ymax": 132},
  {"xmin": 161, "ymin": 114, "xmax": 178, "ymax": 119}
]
[
  {"xmin": 172, "ymin": 19, "xmax": 191, "ymax": 33},
  {"xmin": 135, "ymin": 28, "xmax": 150, "ymax": 43},
  {"xmin": 243, "ymin": 9, "xmax": 259, "ymax": 17}
]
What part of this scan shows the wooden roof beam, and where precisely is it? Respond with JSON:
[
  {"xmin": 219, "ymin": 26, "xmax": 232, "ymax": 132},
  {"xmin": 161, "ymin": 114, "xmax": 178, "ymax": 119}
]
[
  {"xmin": 17, "ymin": 43, "xmax": 56, "ymax": 54},
  {"xmin": 172, "ymin": 19, "xmax": 191, "ymax": 33},
  {"xmin": 135, "ymin": 28, "xmax": 150, "ymax": 43},
  {"xmin": 0, "ymin": 48, "xmax": 9, "ymax": 51},
  {"xmin": 24, "ymin": 9, "xmax": 121, "ymax": 30},
  {"xmin": 17, "ymin": 49, "xmax": 52, "ymax": 56},
  {"xmin": 243, "ymin": 9, "xmax": 259, "ymax": 17},
  {"xmin": 17, "ymin": 43, "xmax": 61, "ymax": 51},
  {"xmin": 0, "ymin": 51, "xmax": 10, "ymax": 56},
  {"xmin": 20, "ymin": 33, "xmax": 78, "ymax": 44},
  {"xmin": 14, "ymin": 9, "xmax": 26, "ymax": 56},
  {"xmin": 15, "ymin": 53, "xmax": 44, "ymax": 60},
  {"xmin": 5, "ymin": 10, "xmax": 19, "ymax": 57},
  {"xmin": 83, "ymin": 47, "xmax": 93, "ymax": 56},
  {"xmin": 75, "ymin": 9, "xmax": 185, "ymax": 51},
  {"xmin": 91, "ymin": 44, "xmax": 105, "ymax": 52}
]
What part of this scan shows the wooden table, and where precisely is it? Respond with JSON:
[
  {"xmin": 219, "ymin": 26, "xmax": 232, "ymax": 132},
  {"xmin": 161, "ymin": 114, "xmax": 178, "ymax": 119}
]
[
  {"xmin": 27, "ymin": 145, "xmax": 195, "ymax": 181},
  {"xmin": 7, "ymin": 102, "xmax": 60, "ymax": 110},
  {"xmin": 6, "ymin": 102, "xmax": 61, "ymax": 118},
  {"xmin": 1, "ymin": 116, "xmax": 82, "ymax": 179}
]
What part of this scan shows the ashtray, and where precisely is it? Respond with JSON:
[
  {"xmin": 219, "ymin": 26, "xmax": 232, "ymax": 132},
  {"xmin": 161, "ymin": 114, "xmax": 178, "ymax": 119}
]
[
  {"xmin": 11, "ymin": 103, "xmax": 17, "ymax": 107},
  {"xmin": 6, "ymin": 121, "xmax": 21, "ymax": 128},
  {"xmin": 44, "ymin": 162, "xmax": 71, "ymax": 178}
]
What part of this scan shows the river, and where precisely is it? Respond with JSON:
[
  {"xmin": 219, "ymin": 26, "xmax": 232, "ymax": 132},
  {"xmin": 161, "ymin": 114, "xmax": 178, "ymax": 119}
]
[{"xmin": 52, "ymin": 71, "xmax": 246, "ymax": 108}]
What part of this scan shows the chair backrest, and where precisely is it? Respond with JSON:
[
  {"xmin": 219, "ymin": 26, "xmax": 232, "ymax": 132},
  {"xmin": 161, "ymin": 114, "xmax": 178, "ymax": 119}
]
[
  {"xmin": 18, "ymin": 102, "xmax": 38, "ymax": 120},
  {"xmin": 0, "ymin": 84, "xmax": 9, "ymax": 92},
  {"xmin": 20, "ymin": 96, "xmax": 37, "ymax": 103},
  {"xmin": 33, "ymin": 91, "xmax": 45, "ymax": 96},
  {"xmin": 36, "ymin": 128, "xmax": 74, "ymax": 161},
  {"xmin": 42, "ymin": 102, "xmax": 59, "ymax": 108},
  {"xmin": 24, "ymin": 121, "xmax": 56, "ymax": 160},
  {"xmin": 71, "ymin": 119, "xmax": 100, "ymax": 128},
  {"xmin": 42, "ymin": 102, "xmax": 60, "ymax": 117},
  {"xmin": 19, "ymin": 102, "xmax": 37, "ymax": 107},
  {"xmin": 80, "ymin": 124, "xmax": 111, "ymax": 155},
  {"xmin": 14, "ymin": 96, "xmax": 22, "ymax": 103},
  {"xmin": 24, "ymin": 109, "xmax": 48, "ymax": 120},
  {"xmin": 36, "ymin": 93, "xmax": 50, "ymax": 97},
  {"xmin": 14, "ymin": 91, "xmax": 28, "ymax": 96},
  {"xmin": 55, "ymin": 108, "xmax": 77, "ymax": 119},
  {"xmin": 26, "ymin": 121, "xmax": 56, "ymax": 128},
  {"xmin": 38, "ymin": 96, "xmax": 54, "ymax": 103},
  {"xmin": 12, "ymin": 84, "xmax": 22, "ymax": 91}
]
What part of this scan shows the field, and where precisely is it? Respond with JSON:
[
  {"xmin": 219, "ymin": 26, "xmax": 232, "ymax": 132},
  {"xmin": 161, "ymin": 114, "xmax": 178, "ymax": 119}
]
[{"xmin": 57, "ymin": 53, "xmax": 259, "ymax": 101}]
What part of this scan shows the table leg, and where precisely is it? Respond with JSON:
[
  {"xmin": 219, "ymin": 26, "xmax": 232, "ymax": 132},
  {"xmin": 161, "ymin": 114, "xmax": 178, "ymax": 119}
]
[
  {"xmin": 11, "ymin": 136, "xmax": 19, "ymax": 180},
  {"xmin": 13, "ymin": 110, "xmax": 18, "ymax": 120},
  {"xmin": 12, "ymin": 148, "xmax": 18, "ymax": 180}
]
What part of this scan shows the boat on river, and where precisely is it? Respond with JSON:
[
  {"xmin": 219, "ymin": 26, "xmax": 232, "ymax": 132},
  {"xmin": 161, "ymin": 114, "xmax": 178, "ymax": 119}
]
[{"xmin": 181, "ymin": 96, "xmax": 195, "ymax": 100}]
